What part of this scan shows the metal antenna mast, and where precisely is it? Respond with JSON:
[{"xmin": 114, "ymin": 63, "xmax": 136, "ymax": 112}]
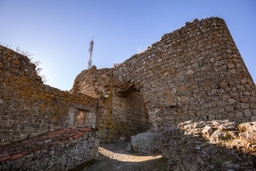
[{"xmin": 88, "ymin": 37, "xmax": 94, "ymax": 69}]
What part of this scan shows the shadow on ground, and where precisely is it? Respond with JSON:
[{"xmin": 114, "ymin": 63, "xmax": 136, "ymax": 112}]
[{"xmin": 72, "ymin": 142, "xmax": 168, "ymax": 171}]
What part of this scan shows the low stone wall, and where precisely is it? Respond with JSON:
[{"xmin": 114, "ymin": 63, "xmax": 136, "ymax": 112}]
[{"xmin": 0, "ymin": 127, "xmax": 99, "ymax": 171}]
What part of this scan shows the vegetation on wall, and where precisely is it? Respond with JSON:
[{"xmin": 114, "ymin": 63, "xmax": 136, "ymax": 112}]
[{"xmin": 0, "ymin": 42, "xmax": 48, "ymax": 83}]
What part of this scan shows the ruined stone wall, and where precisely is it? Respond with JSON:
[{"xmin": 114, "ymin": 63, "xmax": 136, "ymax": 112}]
[
  {"xmin": 72, "ymin": 67, "xmax": 149, "ymax": 143},
  {"xmin": 71, "ymin": 66, "xmax": 113, "ymax": 98},
  {"xmin": 0, "ymin": 46, "xmax": 97, "ymax": 145},
  {"xmin": 0, "ymin": 128, "xmax": 99, "ymax": 171},
  {"xmin": 112, "ymin": 17, "xmax": 256, "ymax": 130},
  {"xmin": 73, "ymin": 17, "xmax": 256, "ymax": 136}
]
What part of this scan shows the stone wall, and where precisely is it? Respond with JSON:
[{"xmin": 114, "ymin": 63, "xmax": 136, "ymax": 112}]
[
  {"xmin": 0, "ymin": 46, "xmax": 97, "ymax": 145},
  {"xmin": 73, "ymin": 17, "xmax": 256, "ymax": 136},
  {"xmin": 72, "ymin": 67, "xmax": 149, "ymax": 143},
  {"xmin": 0, "ymin": 127, "xmax": 99, "ymax": 171},
  {"xmin": 112, "ymin": 17, "xmax": 256, "ymax": 130}
]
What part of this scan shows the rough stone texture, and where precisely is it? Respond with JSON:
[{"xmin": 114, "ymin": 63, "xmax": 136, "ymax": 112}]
[
  {"xmin": 238, "ymin": 122, "xmax": 256, "ymax": 145},
  {"xmin": 0, "ymin": 45, "xmax": 97, "ymax": 145},
  {"xmin": 159, "ymin": 120, "xmax": 256, "ymax": 171},
  {"xmin": 1, "ymin": 16, "xmax": 256, "ymax": 170},
  {"xmin": 71, "ymin": 67, "xmax": 149, "ymax": 143},
  {"xmin": 0, "ymin": 127, "xmax": 99, "ymax": 171},
  {"xmin": 130, "ymin": 132, "xmax": 159, "ymax": 154},
  {"xmin": 72, "ymin": 17, "xmax": 256, "ymax": 143}
]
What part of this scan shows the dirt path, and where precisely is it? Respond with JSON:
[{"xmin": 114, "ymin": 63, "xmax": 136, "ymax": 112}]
[{"xmin": 74, "ymin": 142, "xmax": 168, "ymax": 171}]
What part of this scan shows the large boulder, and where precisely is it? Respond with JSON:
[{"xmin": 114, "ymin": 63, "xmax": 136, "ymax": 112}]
[{"xmin": 130, "ymin": 132, "xmax": 159, "ymax": 154}]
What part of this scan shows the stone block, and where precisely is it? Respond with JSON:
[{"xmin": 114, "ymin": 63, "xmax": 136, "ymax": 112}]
[
  {"xmin": 250, "ymin": 103, "xmax": 256, "ymax": 109},
  {"xmin": 253, "ymin": 110, "xmax": 256, "ymax": 115},
  {"xmin": 240, "ymin": 97, "xmax": 249, "ymax": 103},
  {"xmin": 228, "ymin": 63, "xmax": 235, "ymax": 69},
  {"xmin": 210, "ymin": 130, "xmax": 225, "ymax": 143},
  {"xmin": 231, "ymin": 93, "xmax": 239, "ymax": 98},
  {"xmin": 251, "ymin": 116, "xmax": 256, "ymax": 122},
  {"xmin": 244, "ymin": 109, "xmax": 252, "ymax": 116},
  {"xmin": 131, "ymin": 132, "xmax": 159, "ymax": 154},
  {"xmin": 238, "ymin": 122, "xmax": 256, "ymax": 131},
  {"xmin": 240, "ymin": 103, "xmax": 249, "ymax": 109},
  {"xmin": 251, "ymin": 97, "xmax": 256, "ymax": 103},
  {"xmin": 240, "ymin": 130, "xmax": 256, "ymax": 144},
  {"xmin": 240, "ymin": 78, "xmax": 247, "ymax": 84},
  {"xmin": 225, "ymin": 106, "xmax": 234, "ymax": 112},
  {"xmin": 228, "ymin": 98, "xmax": 236, "ymax": 104},
  {"xmin": 219, "ymin": 81, "xmax": 228, "ymax": 87},
  {"xmin": 222, "ymin": 94, "xmax": 230, "ymax": 99},
  {"xmin": 202, "ymin": 125, "xmax": 213, "ymax": 139},
  {"xmin": 235, "ymin": 112, "xmax": 244, "ymax": 117},
  {"xmin": 243, "ymin": 92, "xmax": 251, "ymax": 96}
]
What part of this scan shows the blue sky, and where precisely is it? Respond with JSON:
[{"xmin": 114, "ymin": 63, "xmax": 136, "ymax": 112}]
[{"xmin": 0, "ymin": 0, "xmax": 255, "ymax": 90}]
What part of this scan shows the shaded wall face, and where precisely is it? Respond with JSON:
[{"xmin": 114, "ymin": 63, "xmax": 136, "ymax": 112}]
[
  {"xmin": 72, "ymin": 68, "xmax": 149, "ymax": 143},
  {"xmin": 111, "ymin": 91, "xmax": 149, "ymax": 139},
  {"xmin": 96, "ymin": 90, "xmax": 149, "ymax": 143},
  {"xmin": 0, "ymin": 46, "xmax": 97, "ymax": 145},
  {"xmin": 112, "ymin": 17, "xmax": 256, "ymax": 131}
]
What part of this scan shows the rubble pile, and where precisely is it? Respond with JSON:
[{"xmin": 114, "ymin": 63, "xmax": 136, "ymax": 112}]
[{"xmin": 159, "ymin": 120, "xmax": 256, "ymax": 171}]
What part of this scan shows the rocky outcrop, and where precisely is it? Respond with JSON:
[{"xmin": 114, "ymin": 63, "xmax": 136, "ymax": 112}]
[{"xmin": 159, "ymin": 120, "xmax": 256, "ymax": 171}]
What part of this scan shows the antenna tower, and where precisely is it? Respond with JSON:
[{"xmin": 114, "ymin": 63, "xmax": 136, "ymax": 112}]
[{"xmin": 88, "ymin": 37, "xmax": 94, "ymax": 69}]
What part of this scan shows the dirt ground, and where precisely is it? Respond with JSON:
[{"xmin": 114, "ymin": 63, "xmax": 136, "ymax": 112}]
[{"xmin": 73, "ymin": 142, "xmax": 168, "ymax": 171}]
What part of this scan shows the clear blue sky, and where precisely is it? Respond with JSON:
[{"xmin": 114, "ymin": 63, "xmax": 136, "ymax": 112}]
[{"xmin": 0, "ymin": 0, "xmax": 255, "ymax": 90}]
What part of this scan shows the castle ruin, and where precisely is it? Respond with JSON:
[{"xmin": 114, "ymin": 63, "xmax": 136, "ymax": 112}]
[
  {"xmin": 71, "ymin": 17, "xmax": 256, "ymax": 143},
  {"xmin": 0, "ymin": 17, "xmax": 255, "ymax": 170}
]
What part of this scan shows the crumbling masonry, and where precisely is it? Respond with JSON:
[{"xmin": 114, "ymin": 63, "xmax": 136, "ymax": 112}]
[
  {"xmin": 71, "ymin": 17, "xmax": 256, "ymax": 142},
  {"xmin": 0, "ymin": 17, "xmax": 255, "ymax": 169}
]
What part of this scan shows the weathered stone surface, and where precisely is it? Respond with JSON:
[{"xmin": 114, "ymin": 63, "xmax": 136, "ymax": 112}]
[
  {"xmin": 72, "ymin": 17, "xmax": 256, "ymax": 139},
  {"xmin": 0, "ymin": 128, "xmax": 98, "ymax": 171},
  {"xmin": 130, "ymin": 132, "xmax": 159, "ymax": 154},
  {"xmin": 126, "ymin": 143, "xmax": 132, "ymax": 151},
  {"xmin": 0, "ymin": 46, "xmax": 97, "ymax": 146},
  {"xmin": 252, "ymin": 116, "xmax": 256, "ymax": 121},
  {"xmin": 159, "ymin": 120, "xmax": 256, "ymax": 171},
  {"xmin": 201, "ymin": 125, "xmax": 213, "ymax": 139},
  {"xmin": 71, "ymin": 67, "xmax": 149, "ymax": 143},
  {"xmin": 210, "ymin": 129, "xmax": 226, "ymax": 143},
  {"xmin": 1, "ymin": 16, "xmax": 256, "ymax": 170},
  {"xmin": 238, "ymin": 122, "xmax": 256, "ymax": 131},
  {"xmin": 240, "ymin": 130, "xmax": 256, "ymax": 144}
]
